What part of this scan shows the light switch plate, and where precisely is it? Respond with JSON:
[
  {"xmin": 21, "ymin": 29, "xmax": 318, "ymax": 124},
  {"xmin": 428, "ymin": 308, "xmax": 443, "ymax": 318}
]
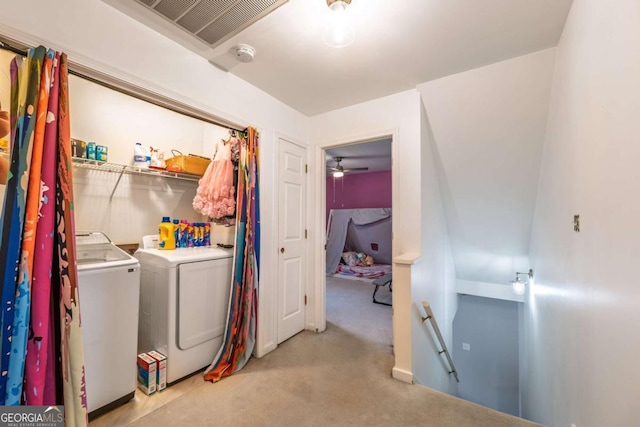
[{"xmin": 462, "ymin": 343, "xmax": 470, "ymax": 351}]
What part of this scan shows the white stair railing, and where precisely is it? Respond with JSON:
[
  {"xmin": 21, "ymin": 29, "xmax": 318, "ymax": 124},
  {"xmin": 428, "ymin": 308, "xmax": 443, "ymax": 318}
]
[{"xmin": 421, "ymin": 301, "xmax": 460, "ymax": 383}]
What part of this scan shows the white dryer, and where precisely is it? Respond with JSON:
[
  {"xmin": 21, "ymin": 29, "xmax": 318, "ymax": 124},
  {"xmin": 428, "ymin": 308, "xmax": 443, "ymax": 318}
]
[
  {"xmin": 76, "ymin": 232, "xmax": 140, "ymax": 419},
  {"xmin": 135, "ymin": 238, "xmax": 233, "ymax": 385}
]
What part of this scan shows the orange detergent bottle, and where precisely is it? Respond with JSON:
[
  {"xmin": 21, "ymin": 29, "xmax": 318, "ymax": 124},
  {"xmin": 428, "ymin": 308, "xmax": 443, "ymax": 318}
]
[{"xmin": 158, "ymin": 216, "xmax": 176, "ymax": 250}]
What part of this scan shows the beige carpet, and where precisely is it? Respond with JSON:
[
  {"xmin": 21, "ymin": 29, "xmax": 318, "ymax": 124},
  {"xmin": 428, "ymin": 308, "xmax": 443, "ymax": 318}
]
[{"xmin": 91, "ymin": 276, "xmax": 538, "ymax": 427}]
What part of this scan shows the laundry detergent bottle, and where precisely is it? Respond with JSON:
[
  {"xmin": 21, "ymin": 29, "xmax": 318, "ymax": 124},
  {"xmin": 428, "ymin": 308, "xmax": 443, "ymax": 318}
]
[
  {"xmin": 173, "ymin": 219, "xmax": 180, "ymax": 246},
  {"xmin": 158, "ymin": 216, "xmax": 176, "ymax": 250},
  {"xmin": 179, "ymin": 220, "xmax": 188, "ymax": 248}
]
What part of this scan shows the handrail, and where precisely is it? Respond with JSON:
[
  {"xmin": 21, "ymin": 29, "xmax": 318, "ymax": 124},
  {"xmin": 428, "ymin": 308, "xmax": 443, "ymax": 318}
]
[{"xmin": 421, "ymin": 301, "xmax": 460, "ymax": 383}]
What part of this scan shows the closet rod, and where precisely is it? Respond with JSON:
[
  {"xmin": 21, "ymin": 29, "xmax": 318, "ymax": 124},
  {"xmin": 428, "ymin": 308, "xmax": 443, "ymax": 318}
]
[{"xmin": 0, "ymin": 37, "xmax": 246, "ymax": 133}]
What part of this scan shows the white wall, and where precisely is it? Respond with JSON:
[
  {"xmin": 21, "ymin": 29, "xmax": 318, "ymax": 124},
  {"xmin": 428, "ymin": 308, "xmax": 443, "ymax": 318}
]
[
  {"xmin": 68, "ymin": 74, "xmax": 234, "ymax": 243},
  {"xmin": 410, "ymin": 102, "xmax": 458, "ymax": 393},
  {"xmin": 413, "ymin": 49, "xmax": 556, "ymax": 400},
  {"xmin": 417, "ymin": 49, "xmax": 556, "ymax": 285},
  {"xmin": 310, "ymin": 89, "xmax": 421, "ymax": 366},
  {"xmin": 0, "ymin": 0, "xmax": 309, "ymax": 358},
  {"xmin": 310, "ymin": 90, "xmax": 422, "ymax": 336},
  {"xmin": 311, "ymin": 90, "xmax": 423, "ymax": 256},
  {"xmin": 311, "ymin": 90, "xmax": 460, "ymax": 394},
  {"xmin": 69, "ymin": 75, "xmax": 231, "ymax": 165},
  {"xmin": 453, "ymin": 295, "xmax": 520, "ymax": 416},
  {"xmin": 523, "ymin": 1, "xmax": 640, "ymax": 426}
]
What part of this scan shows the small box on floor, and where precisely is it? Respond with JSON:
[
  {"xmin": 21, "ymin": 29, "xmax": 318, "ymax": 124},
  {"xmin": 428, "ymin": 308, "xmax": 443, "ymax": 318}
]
[
  {"xmin": 137, "ymin": 353, "xmax": 157, "ymax": 395},
  {"xmin": 147, "ymin": 350, "xmax": 167, "ymax": 391}
]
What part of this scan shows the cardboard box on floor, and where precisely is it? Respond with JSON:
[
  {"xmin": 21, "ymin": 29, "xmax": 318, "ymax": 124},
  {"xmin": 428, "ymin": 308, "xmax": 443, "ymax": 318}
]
[
  {"xmin": 137, "ymin": 353, "xmax": 157, "ymax": 395},
  {"xmin": 147, "ymin": 350, "xmax": 167, "ymax": 392}
]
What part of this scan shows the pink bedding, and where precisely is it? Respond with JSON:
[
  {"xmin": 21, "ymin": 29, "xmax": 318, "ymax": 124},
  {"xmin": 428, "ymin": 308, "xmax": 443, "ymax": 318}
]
[{"xmin": 335, "ymin": 264, "xmax": 392, "ymax": 279}]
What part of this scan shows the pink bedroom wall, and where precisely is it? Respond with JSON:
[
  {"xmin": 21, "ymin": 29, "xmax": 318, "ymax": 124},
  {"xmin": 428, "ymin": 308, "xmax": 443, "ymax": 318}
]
[{"xmin": 326, "ymin": 170, "xmax": 392, "ymax": 223}]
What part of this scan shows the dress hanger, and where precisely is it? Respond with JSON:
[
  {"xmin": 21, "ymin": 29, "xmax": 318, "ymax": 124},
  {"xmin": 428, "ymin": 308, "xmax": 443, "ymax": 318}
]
[{"xmin": 223, "ymin": 129, "xmax": 238, "ymax": 145}]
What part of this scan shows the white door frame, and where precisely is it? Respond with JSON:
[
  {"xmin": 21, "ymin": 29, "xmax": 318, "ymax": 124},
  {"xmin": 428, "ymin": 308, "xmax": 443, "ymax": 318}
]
[{"xmin": 312, "ymin": 129, "xmax": 400, "ymax": 333}]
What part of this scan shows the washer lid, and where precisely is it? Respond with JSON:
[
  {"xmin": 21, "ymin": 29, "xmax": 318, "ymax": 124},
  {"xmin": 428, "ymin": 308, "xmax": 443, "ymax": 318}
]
[{"xmin": 76, "ymin": 231, "xmax": 138, "ymax": 270}]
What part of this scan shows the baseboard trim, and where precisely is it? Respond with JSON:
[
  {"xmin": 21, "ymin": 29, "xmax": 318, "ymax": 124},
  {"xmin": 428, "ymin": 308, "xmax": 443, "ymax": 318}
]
[
  {"xmin": 392, "ymin": 367, "xmax": 414, "ymax": 384},
  {"xmin": 255, "ymin": 341, "xmax": 277, "ymax": 358}
]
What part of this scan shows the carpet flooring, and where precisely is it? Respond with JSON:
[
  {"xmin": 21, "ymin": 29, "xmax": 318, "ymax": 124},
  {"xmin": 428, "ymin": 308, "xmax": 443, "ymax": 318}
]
[{"xmin": 90, "ymin": 276, "xmax": 538, "ymax": 427}]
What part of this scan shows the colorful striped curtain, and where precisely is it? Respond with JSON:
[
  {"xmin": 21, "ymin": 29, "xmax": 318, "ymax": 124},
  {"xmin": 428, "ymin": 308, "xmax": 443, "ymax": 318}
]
[
  {"xmin": 0, "ymin": 46, "xmax": 88, "ymax": 426},
  {"xmin": 204, "ymin": 126, "xmax": 260, "ymax": 382}
]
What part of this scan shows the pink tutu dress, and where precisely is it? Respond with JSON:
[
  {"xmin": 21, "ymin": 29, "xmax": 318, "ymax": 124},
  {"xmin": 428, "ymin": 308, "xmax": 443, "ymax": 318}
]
[{"xmin": 193, "ymin": 137, "xmax": 238, "ymax": 218}]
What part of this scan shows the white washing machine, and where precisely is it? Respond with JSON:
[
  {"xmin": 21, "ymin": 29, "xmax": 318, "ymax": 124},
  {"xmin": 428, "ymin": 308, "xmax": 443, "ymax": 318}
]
[
  {"xmin": 76, "ymin": 232, "xmax": 140, "ymax": 419},
  {"xmin": 135, "ymin": 236, "xmax": 233, "ymax": 385}
]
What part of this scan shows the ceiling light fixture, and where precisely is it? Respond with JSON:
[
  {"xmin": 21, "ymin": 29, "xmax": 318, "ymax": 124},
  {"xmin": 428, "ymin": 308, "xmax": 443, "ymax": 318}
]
[
  {"xmin": 323, "ymin": 0, "xmax": 355, "ymax": 48},
  {"xmin": 333, "ymin": 170, "xmax": 344, "ymax": 178},
  {"xmin": 511, "ymin": 269, "xmax": 533, "ymax": 296}
]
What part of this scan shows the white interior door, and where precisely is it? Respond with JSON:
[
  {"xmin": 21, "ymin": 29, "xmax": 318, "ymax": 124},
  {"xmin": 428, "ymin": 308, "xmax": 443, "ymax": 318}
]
[{"xmin": 277, "ymin": 138, "xmax": 307, "ymax": 344}]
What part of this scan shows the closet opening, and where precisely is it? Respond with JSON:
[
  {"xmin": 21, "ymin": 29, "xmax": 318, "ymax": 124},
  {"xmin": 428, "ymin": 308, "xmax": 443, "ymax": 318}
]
[
  {"xmin": 321, "ymin": 137, "xmax": 394, "ymax": 349},
  {"xmin": 0, "ymin": 37, "xmax": 256, "ymax": 421}
]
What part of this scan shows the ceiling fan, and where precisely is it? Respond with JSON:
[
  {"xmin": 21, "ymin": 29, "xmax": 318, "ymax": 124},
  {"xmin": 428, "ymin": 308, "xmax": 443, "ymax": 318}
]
[{"xmin": 328, "ymin": 157, "xmax": 369, "ymax": 177}]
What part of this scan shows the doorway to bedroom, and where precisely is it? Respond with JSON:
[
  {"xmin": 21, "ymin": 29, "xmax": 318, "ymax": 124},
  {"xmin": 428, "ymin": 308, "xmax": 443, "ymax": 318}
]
[{"xmin": 323, "ymin": 137, "xmax": 394, "ymax": 348}]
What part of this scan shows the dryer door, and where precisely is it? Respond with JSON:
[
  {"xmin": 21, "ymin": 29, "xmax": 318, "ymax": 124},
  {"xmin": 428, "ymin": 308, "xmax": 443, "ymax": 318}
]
[{"xmin": 177, "ymin": 257, "xmax": 233, "ymax": 350}]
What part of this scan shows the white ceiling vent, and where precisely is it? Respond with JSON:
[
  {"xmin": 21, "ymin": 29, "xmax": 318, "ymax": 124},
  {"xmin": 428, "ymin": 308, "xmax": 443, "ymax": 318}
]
[{"xmin": 126, "ymin": 0, "xmax": 288, "ymax": 49}]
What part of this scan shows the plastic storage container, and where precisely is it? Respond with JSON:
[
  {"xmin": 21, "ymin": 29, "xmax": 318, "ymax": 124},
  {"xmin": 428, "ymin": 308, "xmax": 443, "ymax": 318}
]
[
  {"xmin": 87, "ymin": 142, "xmax": 96, "ymax": 160},
  {"xmin": 96, "ymin": 145, "xmax": 108, "ymax": 162},
  {"xmin": 164, "ymin": 150, "xmax": 210, "ymax": 176},
  {"xmin": 172, "ymin": 219, "xmax": 179, "ymax": 246},
  {"xmin": 179, "ymin": 220, "xmax": 188, "ymax": 248},
  {"xmin": 134, "ymin": 142, "xmax": 151, "ymax": 168},
  {"xmin": 71, "ymin": 138, "xmax": 87, "ymax": 158}
]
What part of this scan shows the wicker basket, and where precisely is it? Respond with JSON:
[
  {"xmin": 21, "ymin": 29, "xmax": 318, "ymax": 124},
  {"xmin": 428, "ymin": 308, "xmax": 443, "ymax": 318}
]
[{"xmin": 164, "ymin": 150, "xmax": 211, "ymax": 176}]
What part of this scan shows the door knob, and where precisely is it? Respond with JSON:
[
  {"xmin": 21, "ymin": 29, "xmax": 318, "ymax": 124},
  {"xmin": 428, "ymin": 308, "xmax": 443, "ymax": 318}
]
[{"xmin": 280, "ymin": 248, "xmax": 285, "ymax": 253}]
